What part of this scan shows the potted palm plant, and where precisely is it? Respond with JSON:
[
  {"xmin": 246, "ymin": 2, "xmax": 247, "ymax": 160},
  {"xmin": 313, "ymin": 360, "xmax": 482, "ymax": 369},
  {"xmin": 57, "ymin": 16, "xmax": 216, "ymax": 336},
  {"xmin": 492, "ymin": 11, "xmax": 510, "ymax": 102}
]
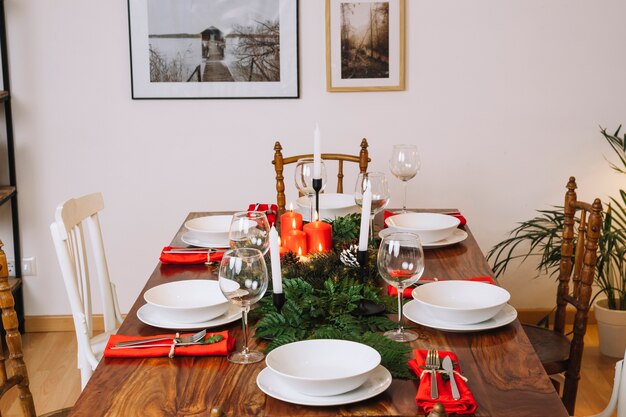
[{"xmin": 488, "ymin": 126, "xmax": 626, "ymax": 357}]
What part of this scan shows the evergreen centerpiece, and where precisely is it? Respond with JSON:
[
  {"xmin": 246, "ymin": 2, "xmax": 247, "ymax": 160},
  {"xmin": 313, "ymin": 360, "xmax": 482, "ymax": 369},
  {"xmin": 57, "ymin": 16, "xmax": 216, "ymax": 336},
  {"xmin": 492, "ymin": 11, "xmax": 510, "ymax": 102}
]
[{"xmin": 256, "ymin": 213, "xmax": 415, "ymax": 379}]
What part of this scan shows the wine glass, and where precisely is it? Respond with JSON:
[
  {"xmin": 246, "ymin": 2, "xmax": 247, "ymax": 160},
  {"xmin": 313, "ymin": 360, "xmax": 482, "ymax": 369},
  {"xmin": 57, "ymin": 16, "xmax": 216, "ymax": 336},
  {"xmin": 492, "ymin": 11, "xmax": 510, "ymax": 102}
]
[
  {"xmin": 377, "ymin": 232, "xmax": 424, "ymax": 342},
  {"xmin": 294, "ymin": 158, "xmax": 327, "ymax": 221},
  {"xmin": 228, "ymin": 211, "xmax": 271, "ymax": 255},
  {"xmin": 389, "ymin": 144, "xmax": 420, "ymax": 213},
  {"xmin": 219, "ymin": 248, "xmax": 268, "ymax": 364},
  {"xmin": 354, "ymin": 172, "xmax": 390, "ymax": 243}
]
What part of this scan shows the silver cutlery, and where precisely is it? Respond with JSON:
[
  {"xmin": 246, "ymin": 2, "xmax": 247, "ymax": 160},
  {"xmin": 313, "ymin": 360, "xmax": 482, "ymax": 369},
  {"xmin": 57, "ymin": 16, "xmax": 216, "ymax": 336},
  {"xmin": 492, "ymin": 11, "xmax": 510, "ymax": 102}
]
[
  {"xmin": 425, "ymin": 349, "xmax": 440, "ymax": 399},
  {"xmin": 114, "ymin": 329, "xmax": 206, "ymax": 347},
  {"xmin": 164, "ymin": 248, "xmax": 228, "ymax": 254},
  {"xmin": 110, "ymin": 340, "xmax": 209, "ymax": 350},
  {"xmin": 442, "ymin": 355, "xmax": 461, "ymax": 400}
]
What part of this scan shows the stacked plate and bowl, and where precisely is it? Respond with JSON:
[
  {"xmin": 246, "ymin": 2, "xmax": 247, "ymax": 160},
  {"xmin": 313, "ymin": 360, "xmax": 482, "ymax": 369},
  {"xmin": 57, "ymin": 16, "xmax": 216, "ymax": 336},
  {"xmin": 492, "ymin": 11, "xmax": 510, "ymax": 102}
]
[
  {"xmin": 256, "ymin": 339, "xmax": 392, "ymax": 406},
  {"xmin": 295, "ymin": 193, "xmax": 359, "ymax": 221},
  {"xmin": 181, "ymin": 215, "xmax": 232, "ymax": 248},
  {"xmin": 382, "ymin": 212, "xmax": 467, "ymax": 248}
]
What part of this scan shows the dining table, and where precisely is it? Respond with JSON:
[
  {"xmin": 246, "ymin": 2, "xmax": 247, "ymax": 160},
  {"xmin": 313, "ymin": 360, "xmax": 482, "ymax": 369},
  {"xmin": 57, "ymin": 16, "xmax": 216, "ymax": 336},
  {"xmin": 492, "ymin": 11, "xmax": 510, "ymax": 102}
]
[{"xmin": 67, "ymin": 210, "xmax": 570, "ymax": 417}]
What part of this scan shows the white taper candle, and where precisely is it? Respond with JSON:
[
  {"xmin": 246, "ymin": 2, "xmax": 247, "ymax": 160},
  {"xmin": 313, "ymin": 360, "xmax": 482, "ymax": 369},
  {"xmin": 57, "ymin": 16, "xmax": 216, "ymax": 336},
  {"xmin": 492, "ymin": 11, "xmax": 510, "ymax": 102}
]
[
  {"xmin": 358, "ymin": 180, "xmax": 372, "ymax": 251},
  {"xmin": 313, "ymin": 123, "xmax": 321, "ymax": 179},
  {"xmin": 269, "ymin": 226, "xmax": 283, "ymax": 294}
]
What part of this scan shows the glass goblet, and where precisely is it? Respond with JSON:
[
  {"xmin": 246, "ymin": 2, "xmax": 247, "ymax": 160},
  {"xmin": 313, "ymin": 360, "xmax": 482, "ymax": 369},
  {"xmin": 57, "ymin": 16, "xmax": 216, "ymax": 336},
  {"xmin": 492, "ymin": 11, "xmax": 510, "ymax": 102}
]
[
  {"xmin": 354, "ymin": 172, "xmax": 390, "ymax": 243},
  {"xmin": 377, "ymin": 232, "xmax": 424, "ymax": 342},
  {"xmin": 389, "ymin": 144, "xmax": 420, "ymax": 213},
  {"xmin": 219, "ymin": 248, "xmax": 269, "ymax": 364},
  {"xmin": 228, "ymin": 211, "xmax": 271, "ymax": 255},
  {"xmin": 294, "ymin": 158, "xmax": 327, "ymax": 221}
]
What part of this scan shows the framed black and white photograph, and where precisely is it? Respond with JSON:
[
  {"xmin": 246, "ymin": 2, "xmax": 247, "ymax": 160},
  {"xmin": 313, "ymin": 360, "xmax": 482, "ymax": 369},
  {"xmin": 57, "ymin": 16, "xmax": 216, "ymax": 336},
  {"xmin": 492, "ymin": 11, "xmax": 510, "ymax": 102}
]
[
  {"xmin": 326, "ymin": 0, "xmax": 404, "ymax": 92},
  {"xmin": 128, "ymin": 0, "xmax": 299, "ymax": 99}
]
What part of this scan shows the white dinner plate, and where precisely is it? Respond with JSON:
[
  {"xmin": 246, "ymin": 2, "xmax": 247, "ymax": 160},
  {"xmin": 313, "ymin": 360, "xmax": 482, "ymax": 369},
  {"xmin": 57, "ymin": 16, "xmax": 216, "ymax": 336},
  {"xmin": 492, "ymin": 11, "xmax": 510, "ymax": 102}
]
[
  {"xmin": 256, "ymin": 365, "xmax": 391, "ymax": 407},
  {"xmin": 137, "ymin": 303, "xmax": 241, "ymax": 330},
  {"xmin": 403, "ymin": 300, "xmax": 517, "ymax": 332},
  {"xmin": 378, "ymin": 228, "xmax": 468, "ymax": 249},
  {"xmin": 181, "ymin": 232, "xmax": 229, "ymax": 249}
]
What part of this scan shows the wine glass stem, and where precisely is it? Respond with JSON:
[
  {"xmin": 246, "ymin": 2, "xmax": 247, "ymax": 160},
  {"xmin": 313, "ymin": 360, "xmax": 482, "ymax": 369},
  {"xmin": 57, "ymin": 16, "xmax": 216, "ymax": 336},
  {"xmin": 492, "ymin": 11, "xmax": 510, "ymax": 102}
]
[
  {"xmin": 369, "ymin": 215, "xmax": 375, "ymax": 245},
  {"xmin": 308, "ymin": 195, "xmax": 313, "ymax": 222},
  {"xmin": 240, "ymin": 305, "xmax": 251, "ymax": 355},
  {"xmin": 396, "ymin": 285, "xmax": 405, "ymax": 334},
  {"xmin": 402, "ymin": 181, "xmax": 408, "ymax": 212}
]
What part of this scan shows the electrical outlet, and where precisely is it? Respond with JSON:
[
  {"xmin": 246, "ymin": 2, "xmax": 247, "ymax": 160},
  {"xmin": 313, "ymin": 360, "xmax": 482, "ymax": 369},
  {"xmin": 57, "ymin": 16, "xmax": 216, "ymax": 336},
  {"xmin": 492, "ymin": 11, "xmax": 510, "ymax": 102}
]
[
  {"xmin": 6, "ymin": 259, "xmax": 15, "ymax": 276},
  {"xmin": 6, "ymin": 257, "xmax": 36, "ymax": 276}
]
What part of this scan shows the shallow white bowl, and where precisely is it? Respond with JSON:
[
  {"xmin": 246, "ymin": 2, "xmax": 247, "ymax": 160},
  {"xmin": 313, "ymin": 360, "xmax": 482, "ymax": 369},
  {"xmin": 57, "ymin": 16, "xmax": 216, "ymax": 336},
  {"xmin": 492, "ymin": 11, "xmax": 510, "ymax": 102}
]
[
  {"xmin": 265, "ymin": 339, "xmax": 381, "ymax": 397},
  {"xmin": 144, "ymin": 280, "xmax": 229, "ymax": 323},
  {"xmin": 411, "ymin": 280, "xmax": 510, "ymax": 325},
  {"xmin": 184, "ymin": 215, "xmax": 232, "ymax": 244},
  {"xmin": 385, "ymin": 212, "xmax": 460, "ymax": 243},
  {"xmin": 295, "ymin": 193, "xmax": 358, "ymax": 220}
]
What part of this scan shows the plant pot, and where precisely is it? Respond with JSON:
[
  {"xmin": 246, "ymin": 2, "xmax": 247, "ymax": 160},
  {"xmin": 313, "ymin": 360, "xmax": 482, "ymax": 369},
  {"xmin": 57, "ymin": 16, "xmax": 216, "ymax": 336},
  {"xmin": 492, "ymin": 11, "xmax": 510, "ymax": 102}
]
[{"xmin": 594, "ymin": 298, "xmax": 626, "ymax": 358}]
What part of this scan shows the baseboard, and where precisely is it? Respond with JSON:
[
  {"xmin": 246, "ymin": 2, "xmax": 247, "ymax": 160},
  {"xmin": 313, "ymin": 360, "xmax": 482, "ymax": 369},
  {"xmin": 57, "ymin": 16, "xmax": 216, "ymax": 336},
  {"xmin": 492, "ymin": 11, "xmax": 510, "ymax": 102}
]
[
  {"xmin": 517, "ymin": 308, "xmax": 597, "ymax": 325},
  {"xmin": 25, "ymin": 309, "xmax": 596, "ymax": 333},
  {"xmin": 25, "ymin": 314, "xmax": 126, "ymax": 333}
]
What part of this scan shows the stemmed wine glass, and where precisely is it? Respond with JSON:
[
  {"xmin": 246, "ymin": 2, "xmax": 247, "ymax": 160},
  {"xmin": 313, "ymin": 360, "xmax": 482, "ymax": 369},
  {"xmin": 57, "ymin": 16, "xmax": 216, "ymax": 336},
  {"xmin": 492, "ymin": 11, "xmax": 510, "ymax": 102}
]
[
  {"xmin": 389, "ymin": 144, "xmax": 420, "ymax": 213},
  {"xmin": 377, "ymin": 232, "xmax": 424, "ymax": 342},
  {"xmin": 294, "ymin": 158, "xmax": 327, "ymax": 221},
  {"xmin": 354, "ymin": 172, "xmax": 390, "ymax": 243},
  {"xmin": 228, "ymin": 211, "xmax": 271, "ymax": 255},
  {"xmin": 219, "ymin": 248, "xmax": 268, "ymax": 364}
]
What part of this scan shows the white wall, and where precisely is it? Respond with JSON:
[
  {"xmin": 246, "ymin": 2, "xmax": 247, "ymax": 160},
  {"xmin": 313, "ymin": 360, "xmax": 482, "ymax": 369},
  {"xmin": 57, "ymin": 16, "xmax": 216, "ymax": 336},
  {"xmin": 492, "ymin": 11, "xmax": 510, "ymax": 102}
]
[{"xmin": 3, "ymin": 0, "xmax": 625, "ymax": 316}]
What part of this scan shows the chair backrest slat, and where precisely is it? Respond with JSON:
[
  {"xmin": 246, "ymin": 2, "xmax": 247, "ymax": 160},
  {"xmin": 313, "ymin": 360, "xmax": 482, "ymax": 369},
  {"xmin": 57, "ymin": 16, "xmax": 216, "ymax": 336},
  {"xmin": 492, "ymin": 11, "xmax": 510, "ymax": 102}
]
[{"xmin": 272, "ymin": 139, "xmax": 371, "ymax": 215}]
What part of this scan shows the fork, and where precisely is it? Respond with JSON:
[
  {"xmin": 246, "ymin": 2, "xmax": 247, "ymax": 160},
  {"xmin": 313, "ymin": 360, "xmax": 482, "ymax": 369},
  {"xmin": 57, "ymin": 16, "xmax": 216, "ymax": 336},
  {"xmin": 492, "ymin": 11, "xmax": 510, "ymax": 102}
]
[
  {"xmin": 425, "ymin": 349, "xmax": 440, "ymax": 399},
  {"xmin": 114, "ymin": 329, "xmax": 207, "ymax": 347}
]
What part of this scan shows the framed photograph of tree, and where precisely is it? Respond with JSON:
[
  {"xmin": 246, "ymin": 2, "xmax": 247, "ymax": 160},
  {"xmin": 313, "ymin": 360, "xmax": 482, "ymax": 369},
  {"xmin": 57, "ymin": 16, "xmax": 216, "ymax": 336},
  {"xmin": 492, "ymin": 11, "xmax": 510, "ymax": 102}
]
[
  {"xmin": 128, "ymin": 0, "xmax": 299, "ymax": 99},
  {"xmin": 326, "ymin": 0, "xmax": 405, "ymax": 92}
]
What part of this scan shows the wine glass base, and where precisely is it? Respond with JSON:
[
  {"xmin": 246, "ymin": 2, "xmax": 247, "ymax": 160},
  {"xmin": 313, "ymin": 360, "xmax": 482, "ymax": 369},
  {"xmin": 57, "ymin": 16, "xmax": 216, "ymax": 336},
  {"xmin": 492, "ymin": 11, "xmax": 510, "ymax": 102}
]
[
  {"xmin": 384, "ymin": 329, "xmax": 419, "ymax": 343},
  {"xmin": 228, "ymin": 350, "xmax": 265, "ymax": 364}
]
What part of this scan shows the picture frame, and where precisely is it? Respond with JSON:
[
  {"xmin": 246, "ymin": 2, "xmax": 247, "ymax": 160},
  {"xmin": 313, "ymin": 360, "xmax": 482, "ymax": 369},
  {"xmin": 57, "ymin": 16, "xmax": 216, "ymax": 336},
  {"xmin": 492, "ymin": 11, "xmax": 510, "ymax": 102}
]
[
  {"xmin": 127, "ymin": 0, "xmax": 299, "ymax": 99},
  {"xmin": 326, "ymin": 0, "xmax": 405, "ymax": 92}
]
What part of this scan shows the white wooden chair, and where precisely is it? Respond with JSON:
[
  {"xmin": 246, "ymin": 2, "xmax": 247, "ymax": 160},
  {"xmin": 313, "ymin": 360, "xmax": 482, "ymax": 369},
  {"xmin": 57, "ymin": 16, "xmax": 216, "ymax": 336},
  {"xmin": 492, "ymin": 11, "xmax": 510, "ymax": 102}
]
[
  {"xmin": 585, "ymin": 349, "xmax": 626, "ymax": 417},
  {"xmin": 50, "ymin": 192, "xmax": 122, "ymax": 390}
]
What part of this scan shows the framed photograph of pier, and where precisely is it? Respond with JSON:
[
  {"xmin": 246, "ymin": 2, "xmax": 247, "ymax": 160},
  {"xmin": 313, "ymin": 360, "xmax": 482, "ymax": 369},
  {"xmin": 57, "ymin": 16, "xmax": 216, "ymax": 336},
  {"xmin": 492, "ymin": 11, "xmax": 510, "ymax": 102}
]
[
  {"xmin": 127, "ymin": 0, "xmax": 299, "ymax": 99},
  {"xmin": 326, "ymin": 0, "xmax": 404, "ymax": 92}
]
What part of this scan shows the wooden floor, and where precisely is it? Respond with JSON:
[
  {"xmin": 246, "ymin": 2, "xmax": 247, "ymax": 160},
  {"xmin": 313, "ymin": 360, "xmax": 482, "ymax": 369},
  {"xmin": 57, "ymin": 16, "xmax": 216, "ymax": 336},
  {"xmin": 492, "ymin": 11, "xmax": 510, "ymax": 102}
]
[{"xmin": 0, "ymin": 326, "xmax": 620, "ymax": 416}]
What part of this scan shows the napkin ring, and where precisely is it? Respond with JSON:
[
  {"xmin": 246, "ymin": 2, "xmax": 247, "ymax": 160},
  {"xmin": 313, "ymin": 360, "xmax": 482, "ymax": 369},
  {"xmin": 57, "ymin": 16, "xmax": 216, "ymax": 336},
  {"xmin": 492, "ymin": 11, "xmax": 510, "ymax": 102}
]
[
  {"xmin": 168, "ymin": 332, "xmax": 180, "ymax": 358},
  {"xmin": 422, "ymin": 368, "xmax": 468, "ymax": 382}
]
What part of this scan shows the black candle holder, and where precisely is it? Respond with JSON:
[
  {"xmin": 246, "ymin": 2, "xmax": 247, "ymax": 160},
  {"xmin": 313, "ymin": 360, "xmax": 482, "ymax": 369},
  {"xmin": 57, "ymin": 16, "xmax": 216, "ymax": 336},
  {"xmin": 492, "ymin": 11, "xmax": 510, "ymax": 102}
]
[
  {"xmin": 273, "ymin": 292, "xmax": 285, "ymax": 313},
  {"xmin": 353, "ymin": 249, "xmax": 385, "ymax": 316},
  {"xmin": 312, "ymin": 178, "xmax": 322, "ymax": 219}
]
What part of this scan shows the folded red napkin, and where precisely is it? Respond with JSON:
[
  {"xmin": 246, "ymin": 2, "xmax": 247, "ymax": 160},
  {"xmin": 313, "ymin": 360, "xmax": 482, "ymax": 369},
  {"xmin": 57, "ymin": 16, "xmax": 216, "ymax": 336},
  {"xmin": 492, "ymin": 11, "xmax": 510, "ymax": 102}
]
[
  {"xmin": 103, "ymin": 330, "xmax": 235, "ymax": 358},
  {"xmin": 387, "ymin": 276, "xmax": 495, "ymax": 298},
  {"xmin": 408, "ymin": 349, "xmax": 478, "ymax": 415},
  {"xmin": 384, "ymin": 210, "xmax": 467, "ymax": 228},
  {"xmin": 159, "ymin": 246, "xmax": 224, "ymax": 265},
  {"xmin": 248, "ymin": 203, "xmax": 278, "ymax": 226}
]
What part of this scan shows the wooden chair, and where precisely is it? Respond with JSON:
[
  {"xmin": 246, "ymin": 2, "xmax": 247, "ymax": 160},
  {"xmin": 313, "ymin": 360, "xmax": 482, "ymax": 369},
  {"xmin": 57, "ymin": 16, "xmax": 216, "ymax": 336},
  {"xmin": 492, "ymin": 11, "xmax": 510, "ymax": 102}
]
[
  {"xmin": 50, "ymin": 192, "xmax": 123, "ymax": 390},
  {"xmin": 0, "ymin": 242, "xmax": 71, "ymax": 417},
  {"xmin": 522, "ymin": 177, "xmax": 603, "ymax": 416},
  {"xmin": 272, "ymin": 139, "xmax": 371, "ymax": 215},
  {"xmin": 585, "ymin": 350, "xmax": 625, "ymax": 417}
]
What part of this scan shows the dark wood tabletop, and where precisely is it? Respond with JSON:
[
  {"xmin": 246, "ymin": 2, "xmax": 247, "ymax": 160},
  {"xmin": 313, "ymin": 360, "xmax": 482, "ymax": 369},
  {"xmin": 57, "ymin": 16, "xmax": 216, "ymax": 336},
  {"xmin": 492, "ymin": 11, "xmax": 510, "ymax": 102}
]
[{"xmin": 68, "ymin": 211, "xmax": 569, "ymax": 417}]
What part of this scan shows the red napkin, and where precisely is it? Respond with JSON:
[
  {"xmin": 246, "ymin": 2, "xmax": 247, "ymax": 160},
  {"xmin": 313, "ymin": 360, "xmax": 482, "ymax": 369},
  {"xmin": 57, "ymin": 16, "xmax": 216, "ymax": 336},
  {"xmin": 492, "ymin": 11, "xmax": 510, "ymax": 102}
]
[
  {"xmin": 384, "ymin": 210, "xmax": 467, "ymax": 228},
  {"xmin": 159, "ymin": 246, "xmax": 224, "ymax": 265},
  {"xmin": 103, "ymin": 330, "xmax": 235, "ymax": 358},
  {"xmin": 408, "ymin": 349, "xmax": 478, "ymax": 415},
  {"xmin": 248, "ymin": 203, "xmax": 278, "ymax": 226},
  {"xmin": 387, "ymin": 276, "xmax": 495, "ymax": 298}
]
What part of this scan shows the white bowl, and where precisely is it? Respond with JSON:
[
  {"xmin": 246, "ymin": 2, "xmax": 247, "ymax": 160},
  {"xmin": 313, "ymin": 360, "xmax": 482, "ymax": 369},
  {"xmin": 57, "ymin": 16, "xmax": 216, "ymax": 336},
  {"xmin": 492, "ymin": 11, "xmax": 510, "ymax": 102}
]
[
  {"xmin": 295, "ymin": 193, "xmax": 358, "ymax": 221},
  {"xmin": 265, "ymin": 339, "xmax": 381, "ymax": 397},
  {"xmin": 385, "ymin": 212, "xmax": 460, "ymax": 243},
  {"xmin": 144, "ymin": 280, "xmax": 229, "ymax": 323},
  {"xmin": 411, "ymin": 280, "xmax": 510, "ymax": 325},
  {"xmin": 184, "ymin": 215, "xmax": 232, "ymax": 245}
]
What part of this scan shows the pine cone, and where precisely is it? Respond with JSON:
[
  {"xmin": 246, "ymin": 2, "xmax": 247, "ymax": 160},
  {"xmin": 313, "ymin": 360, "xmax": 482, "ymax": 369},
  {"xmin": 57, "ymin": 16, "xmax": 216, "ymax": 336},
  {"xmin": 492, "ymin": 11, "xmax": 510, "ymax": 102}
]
[
  {"xmin": 281, "ymin": 251, "xmax": 300, "ymax": 268},
  {"xmin": 340, "ymin": 244, "xmax": 360, "ymax": 268}
]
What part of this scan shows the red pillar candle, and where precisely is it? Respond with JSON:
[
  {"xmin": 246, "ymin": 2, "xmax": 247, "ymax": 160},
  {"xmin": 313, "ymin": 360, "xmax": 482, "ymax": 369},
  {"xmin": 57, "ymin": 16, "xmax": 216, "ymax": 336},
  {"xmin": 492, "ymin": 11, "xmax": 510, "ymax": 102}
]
[
  {"xmin": 280, "ymin": 207, "xmax": 303, "ymax": 238},
  {"xmin": 303, "ymin": 220, "xmax": 332, "ymax": 254},
  {"xmin": 283, "ymin": 230, "xmax": 308, "ymax": 256}
]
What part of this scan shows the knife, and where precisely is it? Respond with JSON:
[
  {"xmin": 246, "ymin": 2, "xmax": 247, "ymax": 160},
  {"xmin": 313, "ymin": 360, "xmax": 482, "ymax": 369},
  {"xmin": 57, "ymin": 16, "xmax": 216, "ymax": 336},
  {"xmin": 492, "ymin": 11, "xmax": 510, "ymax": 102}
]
[{"xmin": 442, "ymin": 356, "xmax": 461, "ymax": 400}]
